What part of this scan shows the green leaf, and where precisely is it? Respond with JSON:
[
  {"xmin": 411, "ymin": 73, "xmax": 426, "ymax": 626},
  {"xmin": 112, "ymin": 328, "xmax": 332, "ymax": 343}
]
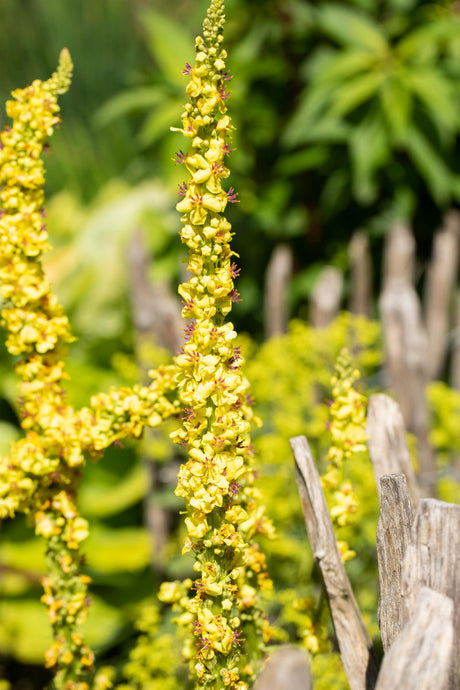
[
  {"xmin": 0, "ymin": 421, "xmax": 20, "ymax": 455},
  {"xmin": 276, "ymin": 147, "xmax": 329, "ymax": 175},
  {"xmin": 349, "ymin": 111, "xmax": 389, "ymax": 204},
  {"xmin": 283, "ymin": 82, "xmax": 337, "ymax": 145},
  {"xmin": 139, "ymin": 9, "xmax": 193, "ymax": 87},
  {"xmin": 93, "ymin": 87, "xmax": 166, "ymax": 128},
  {"xmin": 379, "ymin": 76, "xmax": 412, "ymax": 141},
  {"xmin": 387, "ymin": 0, "xmax": 418, "ymax": 11},
  {"xmin": 320, "ymin": 169, "xmax": 350, "ymax": 219},
  {"xmin": 305, "ymin": 47, "xmax": 378, "ymax": 84},
  {"xmin": 329, "ymin": 70, "xmax": 387, "ymax": 118},
  {"xmin": 404, "ymin": 128, "xmax": 453, "ymax": 205},
  {"xmin": 79, "ymin": 465, "xmax": 148, "ymax": 518},
  {"xmin": 402, "ymin": 67, "xmax": 458, "ymax": 137},
  {"xmin": 0, "ymin": 596, "xmax": 122, "ymax": 664},
  {"xmin": 283, "ymin": 82, "xmax": 350, "ymax": 146},
  {"xmin": 139, "ymin": 99, "xmax": 184, "ymax": 149},
  {"xmin": 85, "ymin": 527, "xmax": 152, "ymax": 574},
  {"xmin": 315, "ymin": 4, "xmax": 388, "ymax": 54},
  {"xmin": 397, "ymin": 19, "xmax": 456, "ymax": 62},
  {"xmin": 0, "ymin": 538, "xmax": 46, "ymax": 575}
]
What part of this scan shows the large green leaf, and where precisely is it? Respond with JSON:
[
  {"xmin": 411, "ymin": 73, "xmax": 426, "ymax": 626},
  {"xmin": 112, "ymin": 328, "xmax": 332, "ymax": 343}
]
[
  {"xmin": 283, "ymin": 80, "xmax": 350, "ymax": 146},
  {"xmin": 85, "ymin": 526, "xmax": 151, "ymax": 574},
  {"xmin": 139, "ymin": 99, "xmax": 184, "ymax": 149},
  {"xmin": 47, "ymin": 180, "xmax": 174, "ymax": 340},
  {"xmin": 0, "ymin": 595, "xmax": 122, "ymax": 664},
  {"xmin": 404, "ymin": 128, "xmax": 453, "ymax": 205},
  {"xmin": 275, "ymin": 146, "xmax": 329, "ymax": 176},
  {"xmin": 329, "ymin": 70, "xmax": 387, "ymax": 118},
  {"xmin": 93, "ymin": 86, "xmax": 167, "ymax": 129},
  {"xmin": 349, "ymin": 110, "xmax": 389, "ymax": 204},
  {"xmin": 315, "ymin": 4, "xmax": 388, "ymax": 54},
  {"xmin": 0, "ymin": 421, "xmax": 20, "ymax": 455},
  {"xmin": 402, "ymin": 67, "xmax": 459, "ymax": 137},
  {"xmin": 305, "ymin": 48, "xmax": 377, "ymax": 84},
  {"xmin": 0, "ymin": 538, "xmax": 46, "ymax": 575},
  {"xmin": 379, "ymin": 75, "xmax": 412, "ymax": 142},
  {"xmin": 139, "ymin": 9, "xmax": 193, "ymax": 88},
  {"xmin": 397, "ymin": 19, "xmax": 457, "ymax": 62},
  {"xmin": 79, "ymin": 464, "xmax": 148, "ymax": 518},
  {"xmin": 283, "ymin": 83, "xmax": 336, "ymax": 145}
]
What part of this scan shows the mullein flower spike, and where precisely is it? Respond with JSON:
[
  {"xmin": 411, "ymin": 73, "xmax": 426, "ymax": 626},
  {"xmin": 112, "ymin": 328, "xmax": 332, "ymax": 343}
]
[
  {"xmin": 0, "ymin": 51, "xmax": 178, "ymax": 688},
  {"xmin": 321, "ymin": 349, "xmax": 366, "ymax": 562},
  {"xmin": 159, "ymin": 1, "xmax": 274, "ymax": 688}
]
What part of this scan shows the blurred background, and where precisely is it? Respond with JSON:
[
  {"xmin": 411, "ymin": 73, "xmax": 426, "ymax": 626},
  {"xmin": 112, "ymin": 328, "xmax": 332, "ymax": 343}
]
[{"xmin": 0, "ymin": 0, "xmax": 460, "ymax": 687}]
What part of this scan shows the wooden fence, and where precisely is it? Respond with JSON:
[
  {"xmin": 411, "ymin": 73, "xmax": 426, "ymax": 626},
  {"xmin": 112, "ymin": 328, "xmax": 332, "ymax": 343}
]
[
  {"xmin": 255, "ymin": 394, "xmax": 459, "ymax": 690},
  {"xmin": 265, "ymin": 210, "xmax": 460, "ymax": 496}
]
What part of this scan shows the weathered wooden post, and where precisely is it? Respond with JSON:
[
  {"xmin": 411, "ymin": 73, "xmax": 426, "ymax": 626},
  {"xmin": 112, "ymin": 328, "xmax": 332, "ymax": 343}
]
[
  {"xmin": 255, "ymin": 646, "xmax": 313, "ymax": 690},
  {"xmin": 424, "ymin": 210, "xmax": 460, "ymax": 381},
  {"xmin": 401, "ymin": 499, "xmax": 460, "ymax": 689},
  {"xmin": 367, "ymin": 394, "xmax": 420, "ymax": 506},
  {"xmin": 349, "ymin": 230, "xmax": 372, "ymax": 317},
  {"xmin": 379, "ymin": 220, "xmax": 436, "ymax": 497},
  {"xmin": 375, "ymin": 587, "xmax": 455, "ymax": 690},
  {"xmin": 375, "ymin": 474, "xmax": 414, "ymax": 652},
  {"xmin": 310, "ymin": 266, "xmax": 343, "ymax": 328},
  {"xmin": 264, "ymin": 243, "xmax": 293, "ymax": 338},
  {"xmin": 290, "ymin": 435, "xmax": 380, "ymax": 690}
]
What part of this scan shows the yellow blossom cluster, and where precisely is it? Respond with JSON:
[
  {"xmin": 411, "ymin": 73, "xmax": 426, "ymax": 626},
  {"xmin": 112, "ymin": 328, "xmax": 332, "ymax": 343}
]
[
  {"xmin": 0, "ymin": 1, "xmax": 272, "ymax": 685},
  {"xmin": 159, "ymin": 1, "xmax": 273, "ymax": 687},
  {"xmin": 321, "ymin": 349, "xmax": 367, "ymax": 561},
  {"xmin": 0, "ymin": 52, "xmax": 178, "ymax": 688}
]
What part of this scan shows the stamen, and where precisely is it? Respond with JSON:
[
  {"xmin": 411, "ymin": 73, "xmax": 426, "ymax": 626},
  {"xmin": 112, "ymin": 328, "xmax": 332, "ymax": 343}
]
[{"xmin": 227, "ymin": 187, "xmax": 239, "ymax": 203}]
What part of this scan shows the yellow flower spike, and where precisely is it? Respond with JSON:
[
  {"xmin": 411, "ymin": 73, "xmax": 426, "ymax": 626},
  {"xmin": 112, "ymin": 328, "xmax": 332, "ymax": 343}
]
[
  {"xmin": 0, "ymin": 52, "xmax": 181, "ymax": 687},
  {"xmin": 165, "ymin": 0, "xmax": 272, "ymax": 686},
  {"xmin": 322, "ymin": 348, "xmax": 367, "ymax": 561}
]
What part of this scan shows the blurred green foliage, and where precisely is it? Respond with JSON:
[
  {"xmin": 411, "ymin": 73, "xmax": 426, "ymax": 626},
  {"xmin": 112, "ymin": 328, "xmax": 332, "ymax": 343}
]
[{"xmin": 2, "ymin": 0, "xmax": 459, "ymax": 330}]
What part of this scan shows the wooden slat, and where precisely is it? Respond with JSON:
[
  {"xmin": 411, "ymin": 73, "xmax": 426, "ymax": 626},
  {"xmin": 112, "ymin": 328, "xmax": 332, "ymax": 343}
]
[
  {"xmin": 255, "ymin": 646, "xmax": 313, "ymax": 690},
  {"xmin": 424, "ymin": 210, "xmax": 460, "ymax": 381},
  {"xmin": 367, "ymin": 394, "xmax": 420, "ymax": 506},
  {"xmin": 375, "ymin": 587, "xmax": 455, "ymax": 690},
  {"xmin": 290, "ymin": 435, "xmax": 379, "ymax": 690},
  {"xmin": 402, "ymin": 499, "xmax": 460, "ymax": 688},
  {"xmin": 264, "ymin": 243, "xmax": 293, "ymax": 338},
  {"xmin": 349, "ymin": 230, "xmax": 372, "ymax": 317},
  {"xmin": 310, "ymin": 266, "xmax": 343, "ymax": 328},
  {"xmin": 376, "ymin": 474, "xmax": 414, "ymax": 652}
]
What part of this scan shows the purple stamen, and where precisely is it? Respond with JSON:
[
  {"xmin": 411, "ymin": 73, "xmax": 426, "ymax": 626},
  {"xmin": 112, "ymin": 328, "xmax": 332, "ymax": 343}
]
[
  {"xmin": 173, "ymin": 150, "xmax": 186, "ymax": 164},
  {"xmin": 220, "ymin": 70, "xmax": 233, "ymax": 82},
  {"xmin": 218, "ymin": 87, "xmax": 230, "ymax": 101},
  {"xmin": 182, "ymin": 299, "xmax": 195, "ymax": 314},
  {"xmin": 183, "ymin": 320, "xmax": 196, "ymax": 341},
  {"xmin": 229, "ymin": 262, "xmax": 241, "ymax": 278},
  {"xmin": 232, "ymin": 629, "xmax": 245, "ymax": 645},
  {"xmin": 222, "ymin": 142, "xmax": 235, "ymax": 156},
  {"xmin": 229, "ymin": 289, "xmax": 241, "ymax": 303},
  {"xmin": 193, "ymin": 621, "xmax": 203, "ymax": 635},
  {"xmin": 190, "ymin": 193, "xmax": 203, "ymax": 207},
  {"xmin": 178, "ymin": 182, "xmax": 188, "ymax": 196},
  {"xmin": 211, "ymin": 162, "xmax": 224, "ymax": 175},
  {"xmin": 227, "ymin": 187, "xmax": 239, "ymax": 203},
  {"xmin": 182, "ymin": 62, "xmax": 192, "ymax": 75},
  {"xmin": 182, "ymin": 408, "xmax": 195, "ymax": 420}
]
